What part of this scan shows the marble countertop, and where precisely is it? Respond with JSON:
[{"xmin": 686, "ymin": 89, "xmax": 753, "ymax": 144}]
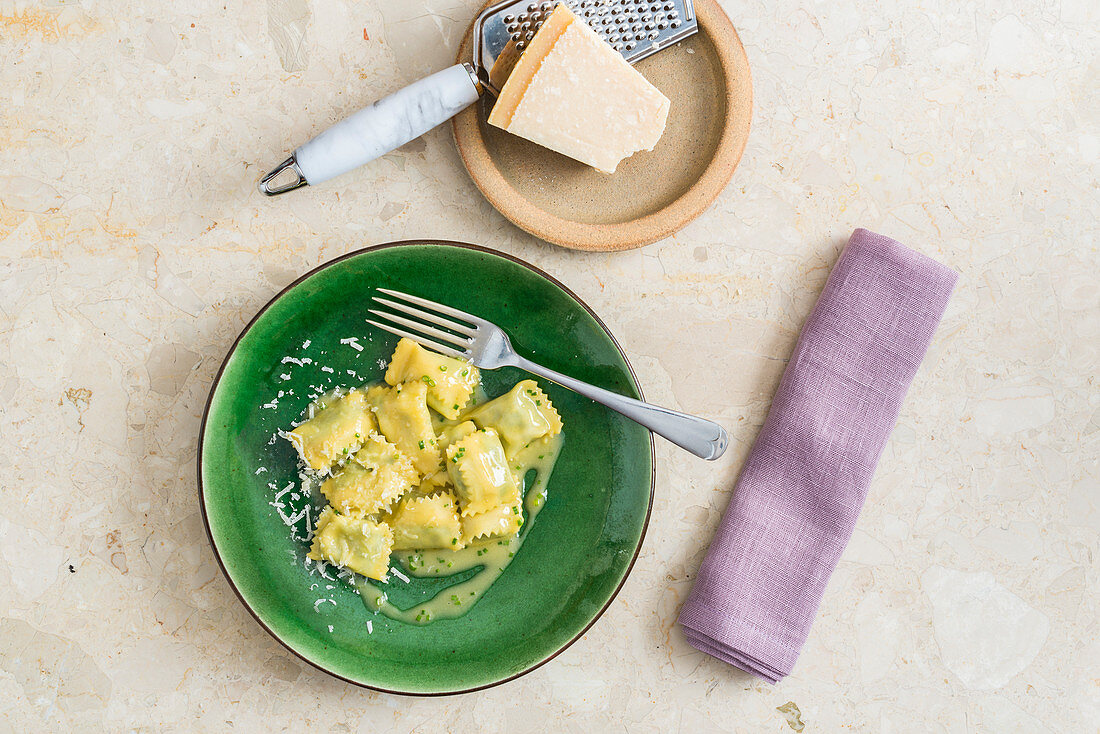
[{"xmin": 1, "ymin": 0, "xmax": 1096, "ymax": 729}]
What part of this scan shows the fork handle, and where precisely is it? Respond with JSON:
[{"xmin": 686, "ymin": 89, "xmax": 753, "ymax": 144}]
[{"xmin": 513, "ymin": 356, "xmax": 729, "ymax": 460}]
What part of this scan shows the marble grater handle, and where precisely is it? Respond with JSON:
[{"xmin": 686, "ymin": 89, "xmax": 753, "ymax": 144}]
[{"xmin": 258, "ymin": 64, "xmax": 482, "ymax": 195}]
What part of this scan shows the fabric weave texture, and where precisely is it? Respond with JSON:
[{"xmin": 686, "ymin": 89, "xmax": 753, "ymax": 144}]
[{"xmin": 677, "ymin": 228, "xmax": 958, "ymax": 683}]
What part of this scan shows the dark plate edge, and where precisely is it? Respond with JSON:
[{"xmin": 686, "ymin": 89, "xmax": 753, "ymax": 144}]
[{"xmin": 196, "ymin": 240, "xmax": 657, "ymax": 697}]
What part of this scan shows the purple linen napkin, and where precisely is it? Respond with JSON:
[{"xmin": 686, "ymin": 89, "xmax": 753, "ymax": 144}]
[{"xmin": 677, "ymin": 228, "xmax": 958, "ymax": 684}]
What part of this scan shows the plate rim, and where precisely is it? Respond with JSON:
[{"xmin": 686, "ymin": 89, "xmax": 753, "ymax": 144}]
[
  {"xmin": 197, "ymin": 240, "xmax": 657, "ymax": 696},
  {"xmin": 452, "ymin": 0, "xmax": 753, "ymax": 252}
]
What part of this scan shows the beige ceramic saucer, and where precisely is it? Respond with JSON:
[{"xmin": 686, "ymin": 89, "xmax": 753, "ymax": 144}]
[{"xmin": 452, "ymin": 0, "xmax": 752, "ymax": 251}]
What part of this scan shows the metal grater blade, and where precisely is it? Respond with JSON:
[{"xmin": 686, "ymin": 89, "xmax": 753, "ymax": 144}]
[{"xmin": 472, "ymin": 0, "xmax": 697, "ymax": 95}]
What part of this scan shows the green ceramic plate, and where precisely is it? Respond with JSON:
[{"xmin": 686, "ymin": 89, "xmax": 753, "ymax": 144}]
[{"xmin": 198, "ymin": 241, "xmax": 654, "ymax": 695}]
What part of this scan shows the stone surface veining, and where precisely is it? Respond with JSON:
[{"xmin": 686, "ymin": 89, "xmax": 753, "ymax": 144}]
[{"xmin": 0, "ymin": 0, "xmax": 1096, "ymax": 730}]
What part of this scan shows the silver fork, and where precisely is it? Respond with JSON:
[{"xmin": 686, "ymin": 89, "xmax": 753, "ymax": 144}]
[{"xmin": 367, "ymin": 288, "xmax": 728, "ymax": 460}]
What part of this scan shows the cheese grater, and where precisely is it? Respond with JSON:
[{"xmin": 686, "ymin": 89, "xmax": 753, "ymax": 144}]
[{"xmin": 259, "ymin": 0, "xmax": 697, "ymax": 195}]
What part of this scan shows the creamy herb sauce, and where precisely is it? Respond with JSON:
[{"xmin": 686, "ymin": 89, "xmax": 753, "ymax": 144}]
[{"xmin": 356, "ymin": 432, "xmax": 563, "ymax": 624}]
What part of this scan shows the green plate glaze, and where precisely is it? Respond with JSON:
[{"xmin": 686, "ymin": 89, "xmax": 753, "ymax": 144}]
[{"xmin": 198, "ymin": 241, "xmax": 654, "ymax": 695}]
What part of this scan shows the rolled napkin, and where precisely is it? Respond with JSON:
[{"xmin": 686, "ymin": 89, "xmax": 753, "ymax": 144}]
[{"xmin": 678, "ymin": 228, "xmax": 958, "ymax": 684}]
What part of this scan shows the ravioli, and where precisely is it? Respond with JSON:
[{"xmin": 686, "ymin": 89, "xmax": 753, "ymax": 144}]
[
  {"xmin": 462, "ymin": 501, "xmax": 523, "ymax": 544},
  {"xmin": 319, "ymin": 434, "xmax": 417, "ymax": 518},
  {"xmin": 286, "ymin": 340, "xmax": 565, "ymax": 619},
  {"xmin": 465, "ymin": 380, "xmax": 562, "ymax": 457},
  {"xmin": 366, "ymin": 381, "xmax": 440, "ymax": 476},
  {"xmin": 307, "ymin": 507, "xmax": 393, "ymax": 581},
  {"xmin": 436, "ymin": 420, "xmax": 477, "ymax": 454},
  {"xmin": 389, "ymin": 491, "xmax": 464, "ymax": 551},
  {"xmin": 384, "ymin": 338, "xmax": 479, "ymax": 419},
  {"xmin": 446, "ymin": 428, "xmax": 520, "ymax": 517},
  {"xmin": 287, "ymin": 390, "xmax": 376, "ymax": 472}
]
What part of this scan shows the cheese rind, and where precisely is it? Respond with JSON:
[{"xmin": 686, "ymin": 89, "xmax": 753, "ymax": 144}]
[
  {"xmin": 487, "ymin": 4, "xmax": 670, "ymax": 174},
  {"xmin": 488, "ymin": 5, "xmax": 574, "ymax": 128}
]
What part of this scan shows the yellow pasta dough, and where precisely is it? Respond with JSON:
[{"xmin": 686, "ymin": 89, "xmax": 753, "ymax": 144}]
[
  {"xmin": 415, "ymin": 469, "xmax": 451, "ymax": 496},
  {"xmin": 446, "ymin": 428, "xmax": 520, "ymax": 517},
  {"xmin": 319, "ymin": 435, "xmax": 417, "ymax": 518},
  {"xmin": 389, "ymin": 491, "xmax": 464, "ymax": 551},
  {"xmin": 462, "ymin": 501, "xmax": 523, "ymax": 544},
  {"xmin": 384, "ymin": 338, "xmax": 480, "ymax": 419},
  {"xmin": 465, "ymin": 380, "xmax": 562, "ymax": 457},
  {"xmin": 307, "ymin": 506, "xmax": 393, "ymax": 581},
  {"xmin": 287, "ymin": 390, "xmax": 376, "ymax": 472},
  {"xmin": 436, "ymin": 420, "xmax": 477, "ymax": 454},
  {"xmin": 366, "ymin": 381, "xmax": 440, "ymax": 476}
]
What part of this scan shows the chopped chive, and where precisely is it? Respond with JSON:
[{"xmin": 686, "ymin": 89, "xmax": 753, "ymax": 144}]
[
  {"xmin": 422, "ymin": 375, "xmax": 436, "ymax": 386},
  {"xmin": 453, "ymin": 403, "xmax": 459, "ymax": 410},
  {"xmin": 512, "ymin": 506, "xmax": 519, "ymax": 515},
  {"xmin": 451, "ymin": 594, "xmax": 461, "ymax": 605},
  {"xmin": 451, "ymin": 538, "xmax": 457, "ymax": 545},
  {"xmin": 461, "ymin": 369, "xmax": 468, "ymax": 376},
  {"xmin": 536, "ymin": 400, "xmax": 542, "ymax": 405},
  {"xmin": 418, "ymin": 440, "xmax": 425, "ymax": 449},
  {"xmin": 439, "ymin": 365, "xmax": 447, "ymax": 372}
]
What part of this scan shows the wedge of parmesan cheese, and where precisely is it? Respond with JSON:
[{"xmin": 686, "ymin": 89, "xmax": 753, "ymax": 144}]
[{"xmin": 487, "ymin": 3, "xmax": 670, "ymax": 174}]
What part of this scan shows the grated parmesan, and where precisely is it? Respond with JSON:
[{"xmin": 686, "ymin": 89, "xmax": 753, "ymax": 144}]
[
  {"xmin": 390, "ymin": 567, "xmax": 411, "ymax": 584},
  {"xmin": 367, "ymin": 620, "xmax": 373, "ymax": 634},
  {"xmin": 339, "ymin": 337, "xmax": 364, "ymax": 351}
]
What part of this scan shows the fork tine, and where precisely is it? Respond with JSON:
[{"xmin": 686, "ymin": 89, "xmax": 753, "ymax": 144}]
[
  {"xmin": 365, "ymin": 320, "xmax": 467, "ymax": 359},
  {"xmin": 372, "ymin": 296, "xmax": 477, "ymax": 336},
  {"xmin": 367, "ymin": 308, "xmax": 470, "ymax": 348},
  {"xmin": 376, "ymin": 288, "xmax": 485, "ymax": 327}
]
